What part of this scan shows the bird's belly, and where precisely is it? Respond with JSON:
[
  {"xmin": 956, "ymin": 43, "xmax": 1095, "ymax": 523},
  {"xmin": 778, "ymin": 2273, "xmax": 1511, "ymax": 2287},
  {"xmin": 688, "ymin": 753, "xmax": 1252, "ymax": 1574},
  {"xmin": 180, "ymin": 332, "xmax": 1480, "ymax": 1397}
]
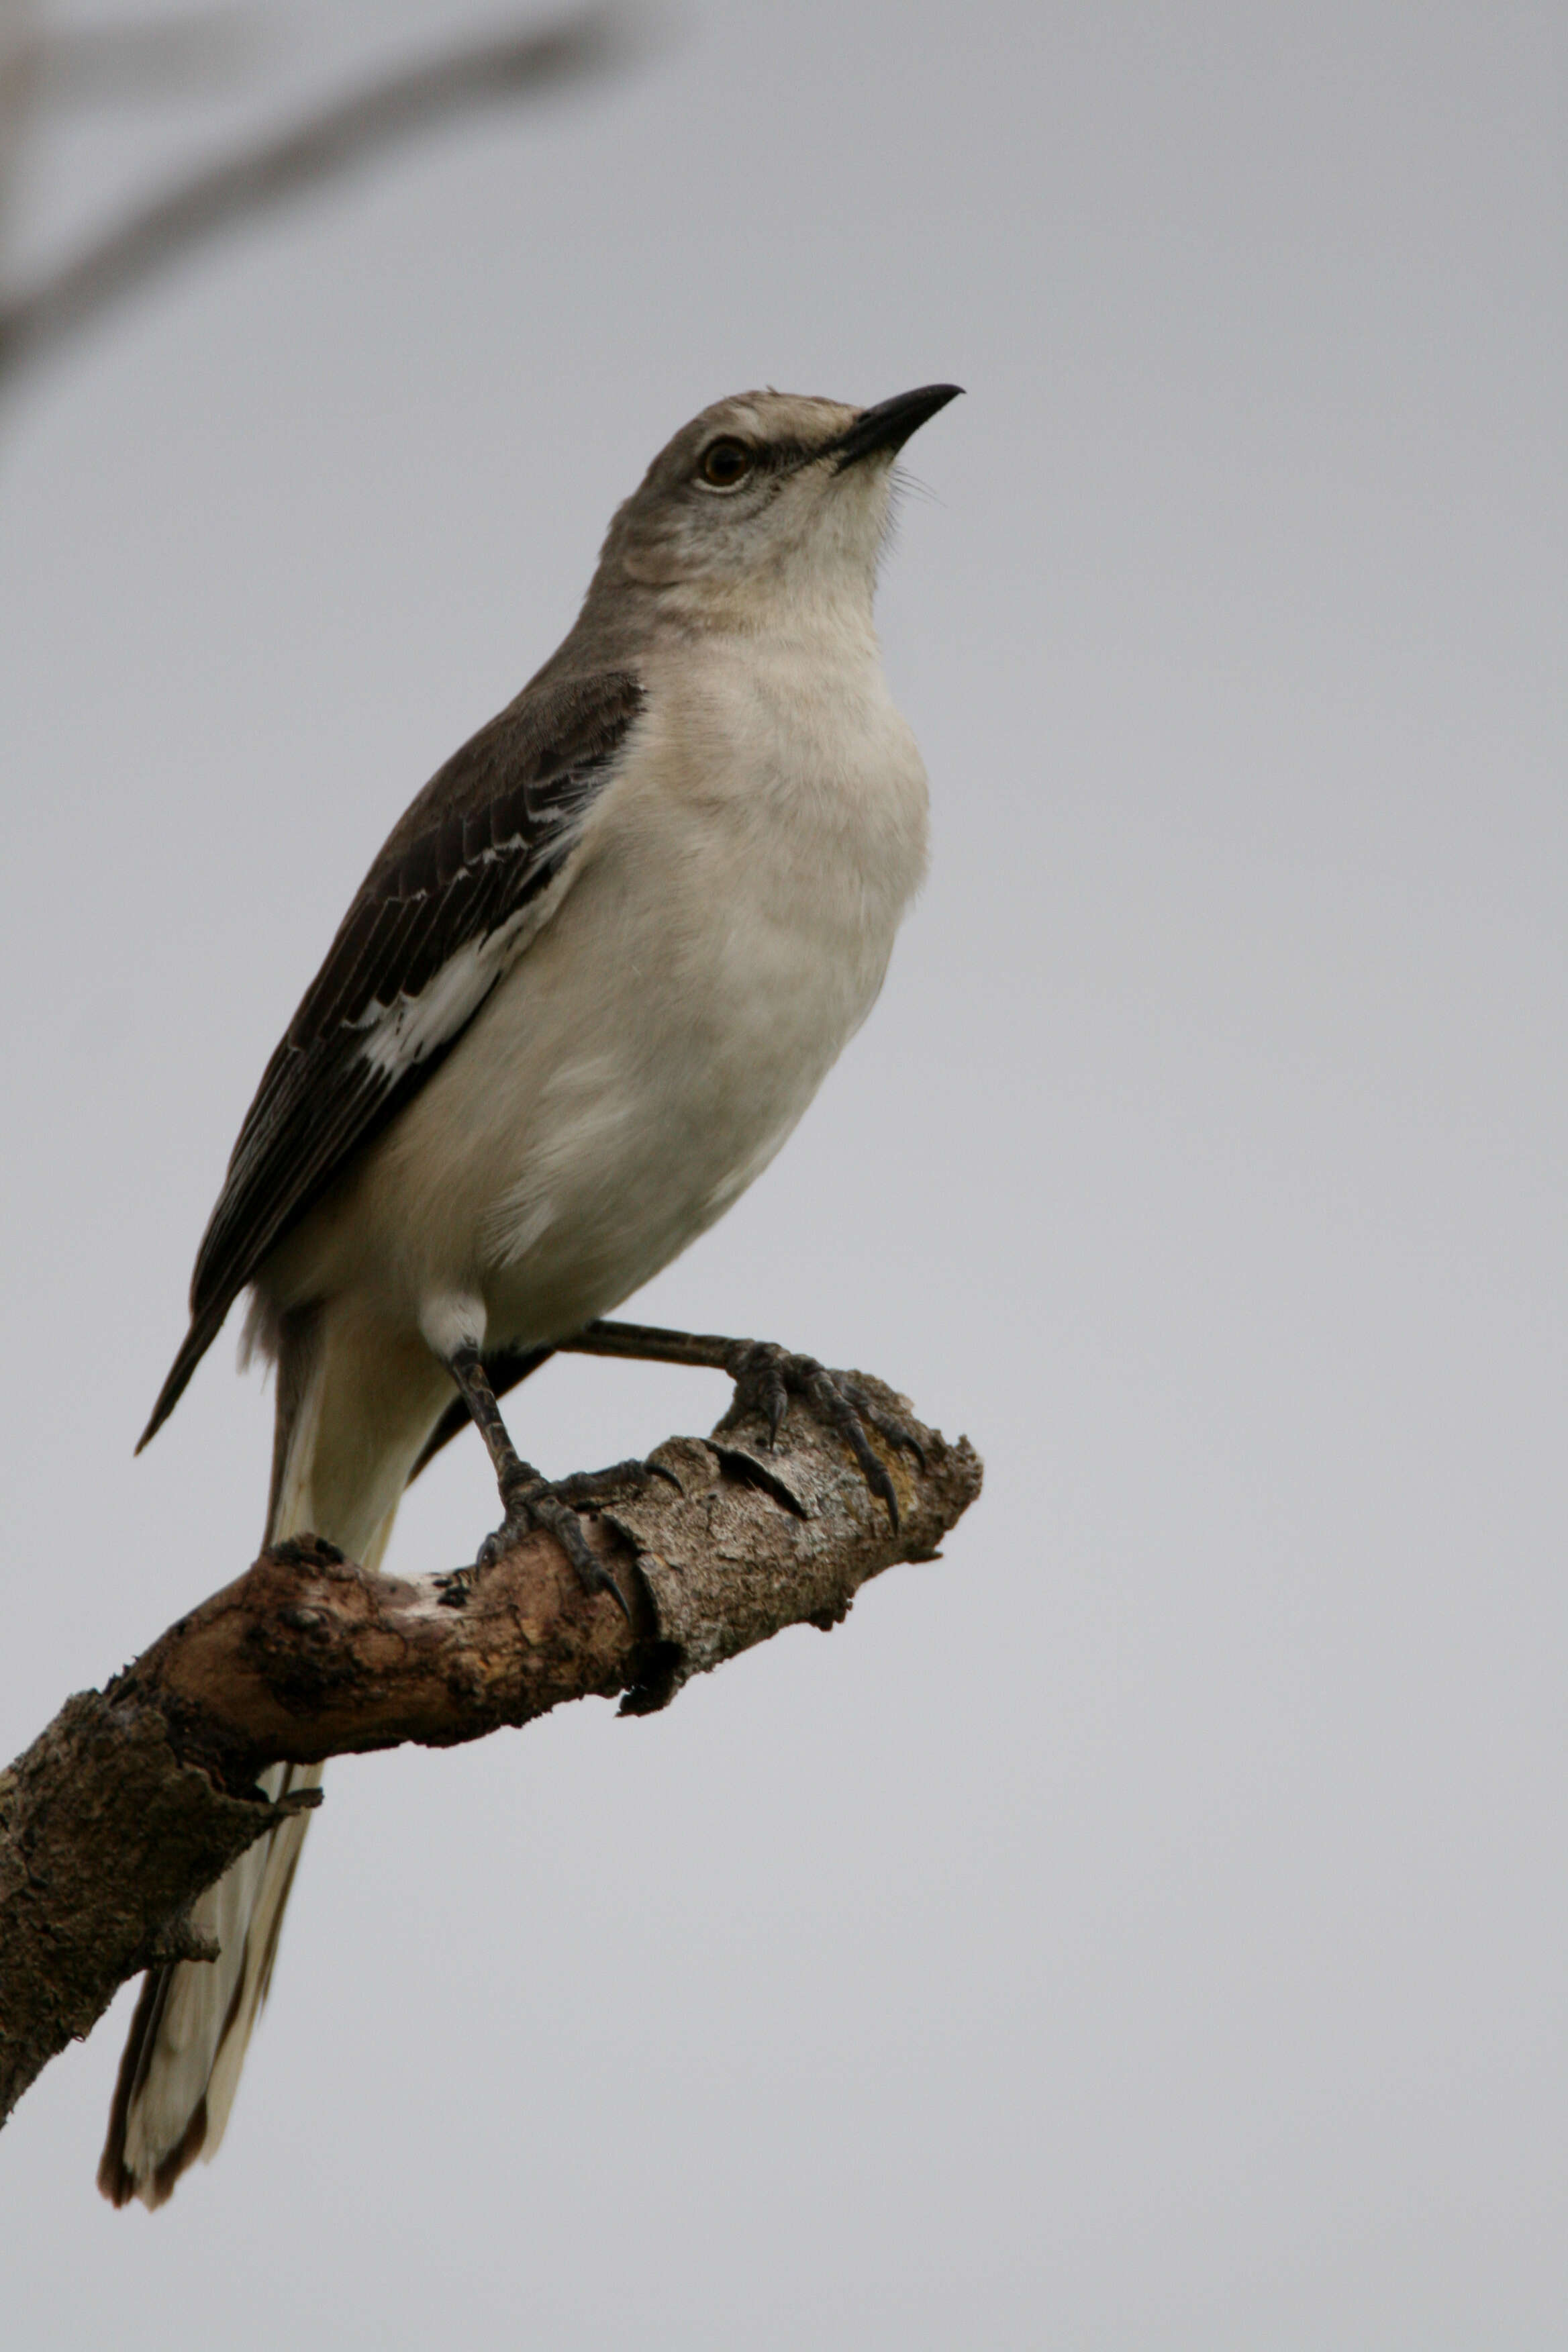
[
  {"xmin": 356, "ymin": 823, "xmax": 895, "ymax": 1349},
  {"xmin": 481, "ymin": 1041, "xmax": 802, "ymax": 1344}
]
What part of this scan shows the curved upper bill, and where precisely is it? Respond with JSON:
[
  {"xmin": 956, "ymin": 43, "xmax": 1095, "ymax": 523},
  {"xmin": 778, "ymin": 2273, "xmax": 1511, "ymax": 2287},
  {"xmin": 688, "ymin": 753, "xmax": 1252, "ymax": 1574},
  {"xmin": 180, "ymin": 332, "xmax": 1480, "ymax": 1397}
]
[{"xmin": 830, "ymin": 383, "xmax": 964, "ymax": 471}]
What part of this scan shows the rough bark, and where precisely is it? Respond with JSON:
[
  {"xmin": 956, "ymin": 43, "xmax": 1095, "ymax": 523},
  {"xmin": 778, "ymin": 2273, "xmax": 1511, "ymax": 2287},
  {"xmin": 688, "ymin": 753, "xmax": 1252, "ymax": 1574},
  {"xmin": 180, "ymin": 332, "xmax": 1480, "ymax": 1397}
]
[{"xmin": 0, "ymin": 1377, "xmax": 980, "ymax": 2128}]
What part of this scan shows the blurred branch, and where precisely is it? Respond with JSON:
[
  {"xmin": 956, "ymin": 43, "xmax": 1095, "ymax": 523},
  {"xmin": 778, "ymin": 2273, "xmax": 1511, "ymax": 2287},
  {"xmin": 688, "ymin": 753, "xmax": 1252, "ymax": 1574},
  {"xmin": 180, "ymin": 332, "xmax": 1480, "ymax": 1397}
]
[
  {"xmin": 0, "ymin": 1374, "xmax": 981, "ymax": 2127},
  {"xmin": 0, "ymin": 8, "xmax": 631, "ymax": 381}
]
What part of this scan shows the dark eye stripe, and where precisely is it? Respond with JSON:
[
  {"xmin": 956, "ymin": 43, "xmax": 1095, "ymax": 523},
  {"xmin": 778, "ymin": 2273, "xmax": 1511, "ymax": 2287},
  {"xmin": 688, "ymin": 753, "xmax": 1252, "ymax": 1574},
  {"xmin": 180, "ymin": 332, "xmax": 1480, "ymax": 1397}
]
[
  {"xmin": 758, "ymin": 438, "xmax": 816, "ymax": 472},
  {"xmin": 695, "ymin": 434, "xmax": 830, "ymax": 491}
]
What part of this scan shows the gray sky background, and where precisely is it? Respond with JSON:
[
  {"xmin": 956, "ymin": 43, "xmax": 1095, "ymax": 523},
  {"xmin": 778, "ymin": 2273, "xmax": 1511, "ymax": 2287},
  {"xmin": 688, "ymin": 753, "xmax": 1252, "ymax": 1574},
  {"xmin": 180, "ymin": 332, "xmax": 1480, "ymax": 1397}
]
[{"xmin": 1, "ymin": 3, "xmax": 1563, "ymax": 2344}]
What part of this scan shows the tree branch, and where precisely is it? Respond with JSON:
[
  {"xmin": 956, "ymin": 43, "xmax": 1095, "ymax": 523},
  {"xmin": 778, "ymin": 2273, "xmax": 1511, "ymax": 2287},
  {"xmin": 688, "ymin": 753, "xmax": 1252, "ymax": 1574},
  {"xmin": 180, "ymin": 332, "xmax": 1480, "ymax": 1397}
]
[
  {"xmin": 0, "ymin": 1374, "xmax": 981, "ymax": 2128},
  {"xmin": 0, "ymin": 9, "xmax": 634, "ymax": 380}
]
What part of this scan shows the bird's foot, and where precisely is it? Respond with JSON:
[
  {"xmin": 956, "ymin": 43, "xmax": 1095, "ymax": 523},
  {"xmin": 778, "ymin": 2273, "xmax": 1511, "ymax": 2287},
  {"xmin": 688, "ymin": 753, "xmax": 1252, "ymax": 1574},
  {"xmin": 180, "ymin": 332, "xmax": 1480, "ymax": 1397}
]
[
  {"xmin": 436, "ymin": 1462, "xmax": 667, "ymax": 1618},
  {"xmin": 718, "ymin": 1341, "xmax": 926, "ymax": 1532}
]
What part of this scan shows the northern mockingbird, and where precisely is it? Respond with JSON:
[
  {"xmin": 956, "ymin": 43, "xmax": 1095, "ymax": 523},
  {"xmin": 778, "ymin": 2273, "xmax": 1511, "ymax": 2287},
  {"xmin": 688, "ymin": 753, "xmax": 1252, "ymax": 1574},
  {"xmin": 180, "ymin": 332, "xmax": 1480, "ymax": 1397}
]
[{"xmin": 99, "ymin": 382, "xmax": 961, "ymax": 2207}]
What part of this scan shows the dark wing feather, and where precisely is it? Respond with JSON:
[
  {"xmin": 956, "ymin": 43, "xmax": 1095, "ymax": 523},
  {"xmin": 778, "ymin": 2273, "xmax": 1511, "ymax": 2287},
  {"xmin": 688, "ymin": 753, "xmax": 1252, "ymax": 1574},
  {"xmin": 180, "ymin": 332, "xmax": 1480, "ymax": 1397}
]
[{"xmin": 140, "ymin": 667, "xmax": 644, "ymax": 1448}]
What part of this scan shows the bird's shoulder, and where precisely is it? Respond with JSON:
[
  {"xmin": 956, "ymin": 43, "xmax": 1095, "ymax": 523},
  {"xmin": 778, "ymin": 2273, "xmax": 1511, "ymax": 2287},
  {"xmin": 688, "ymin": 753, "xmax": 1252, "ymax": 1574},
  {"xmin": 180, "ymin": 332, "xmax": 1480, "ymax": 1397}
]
[{"xmin": 289, "ymin": 662, "xmax": 646, "ymax": 1046}]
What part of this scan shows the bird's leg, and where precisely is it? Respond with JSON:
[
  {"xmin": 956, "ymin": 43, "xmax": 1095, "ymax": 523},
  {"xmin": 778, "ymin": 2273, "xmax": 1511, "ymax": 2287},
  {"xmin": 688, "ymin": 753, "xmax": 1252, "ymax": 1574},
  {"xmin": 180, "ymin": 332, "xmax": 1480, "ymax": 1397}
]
[
  {"xmin": 558, "ymin": 1320, "xmax": 926, "ymax": 1533},
  {"xmin": 438, "ymin": 1344, "xmax": 630, "ymax": 1617}
]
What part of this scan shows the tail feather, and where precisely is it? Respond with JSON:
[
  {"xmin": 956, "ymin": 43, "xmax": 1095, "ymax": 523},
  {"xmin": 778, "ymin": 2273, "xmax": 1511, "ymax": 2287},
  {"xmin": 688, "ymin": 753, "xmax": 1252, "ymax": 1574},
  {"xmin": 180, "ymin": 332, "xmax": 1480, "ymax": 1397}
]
[
  {"xmin": 102, "ymin": 1310, "xmax": 442, "ymax": 2207},
  {"xmin": 97, "ymin": 1758, "xmax": 321, "ymax": 2208}
]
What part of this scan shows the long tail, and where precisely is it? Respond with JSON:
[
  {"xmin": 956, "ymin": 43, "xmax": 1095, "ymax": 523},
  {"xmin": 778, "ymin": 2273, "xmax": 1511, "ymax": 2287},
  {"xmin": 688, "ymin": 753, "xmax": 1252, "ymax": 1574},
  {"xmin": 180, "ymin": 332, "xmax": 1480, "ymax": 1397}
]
[{"xmin": 99, "ymin": 1312, "xmax": 441, "ymax": 2208}]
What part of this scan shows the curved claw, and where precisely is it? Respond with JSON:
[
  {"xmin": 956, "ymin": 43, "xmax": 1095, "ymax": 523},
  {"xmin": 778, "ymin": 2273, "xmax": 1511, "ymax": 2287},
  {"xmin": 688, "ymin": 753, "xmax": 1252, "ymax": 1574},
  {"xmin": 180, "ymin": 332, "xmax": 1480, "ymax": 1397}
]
[
  {"xmin": 531, "ymin": 1493, "xmax": 631, "ymax": 1624},
  {"xmin": 722, "ymin": 1342, "xmax": 909, "ymax": 1532},
  {"xmin": 815, "ymin": 1376, "xmax": 901, "ymax": 1533},
  {"xmin": 839, "ymin": 1379, "xmax": 928, "ymax": 1473},
  {"xmin": 475, "ymin": 1523, "xmax": 517, "ymax": 1571},
  {"xmin": 469, "ymin": 1479, "xmax": 631, "ymax": 1622},
  {"xmin": 827, "ymin": 1409, "xmax": 903, "ymax": 1532}
]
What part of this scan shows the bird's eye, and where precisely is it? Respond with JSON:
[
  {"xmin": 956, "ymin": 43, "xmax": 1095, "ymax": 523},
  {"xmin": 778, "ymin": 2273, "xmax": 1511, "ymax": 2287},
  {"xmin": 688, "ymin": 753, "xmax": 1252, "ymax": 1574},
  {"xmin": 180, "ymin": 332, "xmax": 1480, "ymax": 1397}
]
[{"xmin": 698, "ymin": 438, "xmax": 754, "ymax": 490}]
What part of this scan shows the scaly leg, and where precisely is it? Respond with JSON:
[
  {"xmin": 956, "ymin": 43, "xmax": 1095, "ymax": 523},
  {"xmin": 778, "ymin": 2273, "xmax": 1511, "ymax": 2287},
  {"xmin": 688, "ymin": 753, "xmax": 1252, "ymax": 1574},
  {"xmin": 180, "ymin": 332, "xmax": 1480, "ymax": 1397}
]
[{"xmin": 438, "ymin": 1343, "xmax": 636, "ymax": 1617}]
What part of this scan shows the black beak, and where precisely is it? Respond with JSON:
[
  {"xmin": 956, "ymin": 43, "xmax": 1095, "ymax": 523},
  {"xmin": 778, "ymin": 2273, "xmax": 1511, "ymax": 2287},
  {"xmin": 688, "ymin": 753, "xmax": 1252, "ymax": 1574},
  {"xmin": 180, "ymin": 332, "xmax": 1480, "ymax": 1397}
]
[{"xmin": 830, "ymin": 383, "xmax": 963, "ymax": 471}]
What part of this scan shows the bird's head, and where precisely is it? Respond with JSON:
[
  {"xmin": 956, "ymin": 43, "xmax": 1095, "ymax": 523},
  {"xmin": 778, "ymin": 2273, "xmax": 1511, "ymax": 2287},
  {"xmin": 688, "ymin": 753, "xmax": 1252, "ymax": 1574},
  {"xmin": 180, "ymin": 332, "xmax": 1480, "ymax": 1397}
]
[{"xmin": 585, "ymin": 385, "xmax": 962, "ymax": 630}]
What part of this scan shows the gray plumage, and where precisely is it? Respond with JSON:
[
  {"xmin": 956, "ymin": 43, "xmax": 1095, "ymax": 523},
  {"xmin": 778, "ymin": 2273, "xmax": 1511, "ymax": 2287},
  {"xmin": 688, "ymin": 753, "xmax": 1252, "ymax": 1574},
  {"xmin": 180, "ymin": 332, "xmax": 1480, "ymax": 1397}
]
[{"xmin": 101, "ymin": 383, "xmax": 959, "ymax": 2206}]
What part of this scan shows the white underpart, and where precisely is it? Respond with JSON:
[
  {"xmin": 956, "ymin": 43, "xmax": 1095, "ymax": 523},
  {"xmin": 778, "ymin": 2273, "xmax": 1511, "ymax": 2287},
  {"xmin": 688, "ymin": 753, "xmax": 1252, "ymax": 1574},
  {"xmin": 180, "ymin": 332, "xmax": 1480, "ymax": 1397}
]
[
  {"xmin": 483, "ymin": 1049, "xmax": 633, "ymax": 1270},
  {"xmin": 417, "ymin": 1287, "xmax": 488, "ymax": 1360}
]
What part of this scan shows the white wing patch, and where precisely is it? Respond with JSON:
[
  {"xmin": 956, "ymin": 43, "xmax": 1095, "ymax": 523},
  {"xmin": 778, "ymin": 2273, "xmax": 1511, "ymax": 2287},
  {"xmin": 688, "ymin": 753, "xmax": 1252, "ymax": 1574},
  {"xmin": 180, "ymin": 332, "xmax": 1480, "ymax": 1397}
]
[
  {"xmin": 356, "ymin": 935, "xmax": 499, "ymax": 1078},
  {"xmin": 353, "ymin": 894, "xmax": 552, "ymax": 1081}
]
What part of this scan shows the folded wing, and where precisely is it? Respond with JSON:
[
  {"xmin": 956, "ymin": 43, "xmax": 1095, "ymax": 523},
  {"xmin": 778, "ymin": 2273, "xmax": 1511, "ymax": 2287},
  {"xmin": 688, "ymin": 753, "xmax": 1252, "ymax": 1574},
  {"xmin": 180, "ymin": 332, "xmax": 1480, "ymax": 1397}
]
[{"xmin": 140, "ymin": 666, "xmax": 644, "ymax": 1447}]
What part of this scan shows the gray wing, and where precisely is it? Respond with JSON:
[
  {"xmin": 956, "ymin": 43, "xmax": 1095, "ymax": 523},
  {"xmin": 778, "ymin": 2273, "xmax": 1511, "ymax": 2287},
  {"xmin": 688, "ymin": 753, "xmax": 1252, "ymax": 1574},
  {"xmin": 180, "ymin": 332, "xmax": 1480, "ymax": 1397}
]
[{"xmin": 140, "ymin": 666, "xmax": 644, "ymax": 1447}]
